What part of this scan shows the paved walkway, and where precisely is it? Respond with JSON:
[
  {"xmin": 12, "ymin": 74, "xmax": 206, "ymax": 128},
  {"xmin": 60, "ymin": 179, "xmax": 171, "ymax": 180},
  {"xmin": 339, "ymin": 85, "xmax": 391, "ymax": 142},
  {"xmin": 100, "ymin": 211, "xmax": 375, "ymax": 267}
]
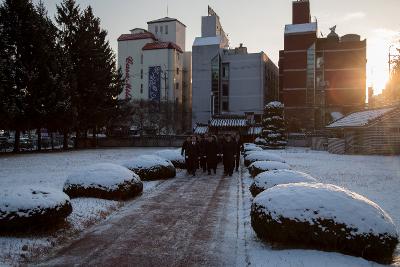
[{"xmin": 37, "ymin": 169, "xmax": 247, "ymax": 267}]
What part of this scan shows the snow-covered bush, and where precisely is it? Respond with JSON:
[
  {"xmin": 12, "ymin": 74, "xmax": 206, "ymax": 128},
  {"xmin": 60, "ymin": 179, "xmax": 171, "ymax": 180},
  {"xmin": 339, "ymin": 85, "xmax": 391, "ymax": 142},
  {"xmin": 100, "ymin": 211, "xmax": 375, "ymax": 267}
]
[
  {"xmin": 251, "ymin": 183, "xmax": 399, "ymax": 264},
  {"xmin": 243, "ymin": 147, "xmax": 264, "ymax": 158},
  {"xmin": 260, "ymin": 101, "xmax": 287, "ymax": 149},
  {"xmin": 0, "ymin": 186, "xmax": 72, "ymax": 233},
  {"xmin": 244, "ymin": 151, "xmax": 286, "ymax": 167},
  {"xmin": 249, "ymin": 169, "xmax": 317, "ymax": 196},
  {"xmin": 122, "ymin": 155, "xmax": 176, "ymax": 181},
  {"xmin": 63, "ymin": 163, "xmax": 143, "ymax": 200},
  {"xmin": 254, "ymin": 137, "xmax": 267, "ymax": 146},
  {"xmin": 248, "ymin": 161, "xmax": 291, "ymax": 177},
  {"xmin": 155, "ymin": 149, "xmax": 186, "ymax": 169}
]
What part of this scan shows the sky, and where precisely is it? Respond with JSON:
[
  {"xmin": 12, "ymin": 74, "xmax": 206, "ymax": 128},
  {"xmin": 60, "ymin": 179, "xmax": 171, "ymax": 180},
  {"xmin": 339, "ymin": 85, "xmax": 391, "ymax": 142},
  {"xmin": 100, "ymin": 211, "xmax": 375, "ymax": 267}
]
[{"xmin": 38, "ymin": 0, "xmax": 400, "ymax": 95}]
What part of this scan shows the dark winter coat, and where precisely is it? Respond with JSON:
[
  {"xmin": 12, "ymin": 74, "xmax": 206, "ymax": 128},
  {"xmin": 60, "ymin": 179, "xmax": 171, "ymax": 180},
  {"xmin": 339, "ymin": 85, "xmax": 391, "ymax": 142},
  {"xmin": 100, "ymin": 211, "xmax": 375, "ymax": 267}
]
[
  {"xmin": 205, "ymin": 140, "xmax": 218, "ymax": 166},
  {"xmin": 185, "ymin": 142, "xmax": 200, "ymax": 170},
  {"xmin": 222, "ymin": 140, "xmax": 236, "ymax": 166},
  {"xmin": 181, "ymin": 140, "xmax": 189, "ymax": 156},
  {"xmin": 235, "ymin": 139, "xmax": 242, "ymax": 156},
  {"xmin": 199, "ymin": 138, "xmax": 207, "ymax": 156}
]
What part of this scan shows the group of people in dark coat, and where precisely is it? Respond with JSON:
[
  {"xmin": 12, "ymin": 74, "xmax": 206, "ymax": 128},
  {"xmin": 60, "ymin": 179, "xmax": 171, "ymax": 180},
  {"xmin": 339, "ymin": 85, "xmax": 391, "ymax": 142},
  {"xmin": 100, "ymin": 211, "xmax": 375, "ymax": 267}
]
[{"xmin": 181, "ymin": 133, "xmax": 242, "ymax": 177}]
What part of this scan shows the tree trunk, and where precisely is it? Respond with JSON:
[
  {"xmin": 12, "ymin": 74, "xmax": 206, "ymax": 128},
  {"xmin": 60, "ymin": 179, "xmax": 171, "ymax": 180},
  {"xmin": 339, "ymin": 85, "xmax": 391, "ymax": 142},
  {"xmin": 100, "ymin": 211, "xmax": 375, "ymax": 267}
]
[
  {"xmin": 74, "ymin": 128, "xmax": 80, "ymax": 149},
  {"xmin": 37, "ymin": 129, "xmax": 42, "ymax": 151},
  {"xmin": 63, "ymin": 129, "xmax": 68, "ymax": 150},
  {"xmin": 50, "ymin": 132, "xmax": 54, "ymax": 150},
  {"xmin": 13, "ymin": 130, "xmax": 20, "ymax": 153}
]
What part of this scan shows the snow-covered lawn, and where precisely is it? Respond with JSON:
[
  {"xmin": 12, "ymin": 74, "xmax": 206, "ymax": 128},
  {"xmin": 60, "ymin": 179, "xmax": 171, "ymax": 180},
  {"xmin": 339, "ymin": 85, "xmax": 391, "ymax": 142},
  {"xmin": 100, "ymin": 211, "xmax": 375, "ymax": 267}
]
[
  {"xmin": 0, "ymin": 147, "xmax": 399, "ymax": 266},
  {"xmin": 0, "ymin": 148, "xmax": 165, "ymax": 266},
  {"xmin": 241, "ymin": 147, "xmax": 400, "ymax": 266}
]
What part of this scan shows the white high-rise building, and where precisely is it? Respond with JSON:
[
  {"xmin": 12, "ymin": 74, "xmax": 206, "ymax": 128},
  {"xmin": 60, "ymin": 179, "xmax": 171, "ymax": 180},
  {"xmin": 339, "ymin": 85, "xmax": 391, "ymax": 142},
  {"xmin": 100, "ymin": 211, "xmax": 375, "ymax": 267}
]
[{"xmin": 117, "ymin": 17, "xmax": 192, "ymax": 132}]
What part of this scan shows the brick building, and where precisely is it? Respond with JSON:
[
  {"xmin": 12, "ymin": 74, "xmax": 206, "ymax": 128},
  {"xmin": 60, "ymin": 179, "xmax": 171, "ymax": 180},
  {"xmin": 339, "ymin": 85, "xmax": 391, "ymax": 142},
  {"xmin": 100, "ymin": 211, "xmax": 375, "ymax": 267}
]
[{"xmin": 280, "ymin": 0, "xmax": 366, "ymax": 132}]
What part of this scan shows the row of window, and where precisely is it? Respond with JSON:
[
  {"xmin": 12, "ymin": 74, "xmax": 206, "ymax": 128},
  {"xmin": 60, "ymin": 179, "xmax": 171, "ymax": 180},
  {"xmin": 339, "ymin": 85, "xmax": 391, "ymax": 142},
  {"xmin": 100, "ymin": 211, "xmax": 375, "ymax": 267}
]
[{"xmin": 155, "ymin": 25, "xmax": 168, "ymax": 35}]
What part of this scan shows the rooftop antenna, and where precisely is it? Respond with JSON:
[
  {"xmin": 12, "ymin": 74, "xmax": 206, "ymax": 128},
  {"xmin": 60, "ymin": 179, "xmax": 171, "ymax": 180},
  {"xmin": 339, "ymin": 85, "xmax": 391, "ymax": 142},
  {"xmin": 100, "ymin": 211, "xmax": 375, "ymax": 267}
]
[{"xmin": 166, "ymin": 1, "xmax": 169, "ymax": 17}]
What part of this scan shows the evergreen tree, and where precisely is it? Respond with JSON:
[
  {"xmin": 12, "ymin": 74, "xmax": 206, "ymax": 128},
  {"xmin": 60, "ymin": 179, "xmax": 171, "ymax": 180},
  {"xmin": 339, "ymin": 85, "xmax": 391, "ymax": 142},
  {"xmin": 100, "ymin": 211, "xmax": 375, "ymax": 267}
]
[
  {"xmin": 0, "ymin": 0, "xmax": 38, "ymax": 152},
  {"xmin": 55, "ymin": 0, "xmax": 81, "ymax": 148},
  {"xmin": 27, "ymin": 1, "xmax": 60, "ymax": 151},
  {"xmin": 260, "ymin": 101, "xmax": 287, "ymax": 149}
]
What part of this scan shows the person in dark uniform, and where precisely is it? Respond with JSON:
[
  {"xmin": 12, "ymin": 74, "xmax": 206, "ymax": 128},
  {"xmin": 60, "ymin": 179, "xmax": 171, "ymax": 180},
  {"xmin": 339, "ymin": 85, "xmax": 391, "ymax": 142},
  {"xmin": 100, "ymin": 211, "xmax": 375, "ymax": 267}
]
[
  {"xmin": 234, "ymin": 133, "xmax": 243, "ymax": 172},
  {"xmin": 181, "ymin": 136, "xmax": 191, "ymax": 172},
  {"xmin": 205, "ymin": 135, "xmax": 218, "ymax": 175},
  {"xmin": 185, "ymin": 135, "xmax": 200, "ymax": 176},
  {"xmin": 199, "ymin": 134, "xmax": 208, "ymax": 173},
  {"xmin": 222, "ymin": 134, "xmax": 236, "ymax": 176}
]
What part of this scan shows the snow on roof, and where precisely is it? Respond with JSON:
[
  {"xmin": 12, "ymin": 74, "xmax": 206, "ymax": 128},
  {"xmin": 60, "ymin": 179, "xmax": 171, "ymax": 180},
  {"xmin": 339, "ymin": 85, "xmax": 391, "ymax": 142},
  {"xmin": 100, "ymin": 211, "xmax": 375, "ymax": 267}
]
[
  {"xmin": 285, "ymin": 22, "xmax": 317, "ymax": 35},
  {"xmin": 142, "ymin": 42, "xmax": 183, "ymax": 53},
  {"xmin": 210, "ymin": 117, "xmax": 247, "ymax": 127},
  {"xmin": 194, "ymin": 125, "xmax": 209, "ymax": 135},
  {"xmin": 117, "ymin": 32, "xmax": 156, "ymax": 42},
  {"xmin": 330, "ymin": 111, "xmax": 344, "ymax": 121},
  {"xmin": 253, "ymin": 183, "xmax": 398, "ymax": 236},
  {"xmin": 326, "ymin": 107, "xmax": 396, "ymax": 128},
  {"xmin": 193, "ymin": 36, "xmax": 221, "ymax": 47}
]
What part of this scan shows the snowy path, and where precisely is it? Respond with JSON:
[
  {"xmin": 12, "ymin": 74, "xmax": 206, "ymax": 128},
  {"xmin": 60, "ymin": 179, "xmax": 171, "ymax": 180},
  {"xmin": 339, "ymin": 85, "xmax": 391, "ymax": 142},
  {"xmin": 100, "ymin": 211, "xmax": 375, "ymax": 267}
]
[{"xmin": 37, "ymin": 170, "xmax": 246, "ymax": 266}]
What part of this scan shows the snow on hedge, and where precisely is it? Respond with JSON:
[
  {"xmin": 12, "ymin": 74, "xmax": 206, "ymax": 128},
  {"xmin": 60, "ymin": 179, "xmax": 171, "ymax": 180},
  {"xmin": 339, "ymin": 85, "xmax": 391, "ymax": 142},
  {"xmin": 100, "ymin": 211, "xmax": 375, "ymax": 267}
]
[
  {"xmin": 0, "ymin": 186, "xmax": 71, "ymax": 219},
  {"xmin": 244, "ymin": 151, "xmax": 286, "ymax": 167},
  {"xmin": 123, "ymin": 155, "xmax": 173, "ymax": 170},
  {"xmin": 64, "ymin": 163, "xmax": 140, "ymax": 191},
  {"xmin": 155, "ymin": 149, "xmax": 186, "ymax": 168},
  {"xmin": 122, "ymin": 155, "xmax": 176, "ymax": 181},
  {"xmin": 0, "ymin": 186, "xmax": 72, "ymax": 232},
  {"xmin": 251, "ymin": 182, "xmax": 399, "ymax": 263},
  {"xmin": 254, "ymin": 183, "xmax": 398, "ymax": 237},
  {"xmin": 248, "ymin": 161, "xmax": 291, "ymax": 177},
  {"xmin": 63, "ymin": 163, "xmax": 143, "ymax": 200},
  {"xmin": 265, "ymin": 101, "xmax": 284, "ymax": 109},
  {"xmin": 250, "ymin": 169, "xmax": 317, "ymax": 196}
]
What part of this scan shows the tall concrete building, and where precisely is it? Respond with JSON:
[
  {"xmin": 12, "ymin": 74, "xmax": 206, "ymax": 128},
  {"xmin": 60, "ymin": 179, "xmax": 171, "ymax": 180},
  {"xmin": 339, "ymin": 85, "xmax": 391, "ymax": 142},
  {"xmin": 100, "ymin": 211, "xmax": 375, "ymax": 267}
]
[
  {"xmin": 117, "ymin": 17, "xmax": 192, "ymax": 133},
  {"xmin": 280, "ymin": 0, "xmax": 366, "ymax": 132},
  {"xmin": 192, "ymin": 7, "xmax": 279, "ymax": 127}
]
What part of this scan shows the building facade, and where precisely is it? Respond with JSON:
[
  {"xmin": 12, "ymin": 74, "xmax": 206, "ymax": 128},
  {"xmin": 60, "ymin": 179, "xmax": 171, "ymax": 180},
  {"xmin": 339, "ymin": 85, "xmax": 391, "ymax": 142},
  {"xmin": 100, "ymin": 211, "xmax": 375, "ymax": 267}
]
[
  {"xmin": 117, "ymin": 18, "xmax": 192, "ymax": 133},
  {"xmin": 280, "ymin": 0, "xmax": 366, "ymax": 132},
  {"xmin": 192, "ymin": 6, "xmax": 279, "ymax": 127}
]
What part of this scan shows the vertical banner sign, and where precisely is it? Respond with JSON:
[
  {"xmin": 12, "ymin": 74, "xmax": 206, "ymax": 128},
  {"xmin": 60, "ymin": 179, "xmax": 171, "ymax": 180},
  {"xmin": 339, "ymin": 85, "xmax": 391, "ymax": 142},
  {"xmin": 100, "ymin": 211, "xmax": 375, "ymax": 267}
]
[
  {"xmin": 125, "ymin": 56, "xmax": 133, "ymax": 99},
  {"xmin": 148, "ymin": 66, "xmax": 161, "ymax": 102}
]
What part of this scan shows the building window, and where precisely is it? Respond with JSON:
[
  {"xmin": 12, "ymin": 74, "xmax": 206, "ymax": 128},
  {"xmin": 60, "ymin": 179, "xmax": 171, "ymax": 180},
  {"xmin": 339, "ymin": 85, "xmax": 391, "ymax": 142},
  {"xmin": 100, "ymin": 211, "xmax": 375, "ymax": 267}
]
[
  {"xmin": 165, "ymin": 25, "xmax": 168, "ymax": 34},
  {"xmin": 160, "ymin": 26, "xmax": 163, "ymax": 34},
  {"xmin": 141, "ymin": 54, "xmax": 143, "ymax": 64},
  {"xmin": 155, "ymin": 26, "xmax": 158, "ymax": 33},
  {"xmin": 222, "ymin": 84, "xmax": 229, "ymax": 96},
  {"xmin": 176, "ymin": 68, "xmax": 179, "ymax": 75},
  {"xmin": 140, "ymin": 84, "xmax": 143, "ymax": 94},
  {"xmin": 222, "ymin": 101, "xmax": 229, "ymax": 112},
  {"xmin": 176, "ymin": 82, "xmax": 179, "ymax": 90},
  {"xmin": 141, "ymin": 69, "xmax": 143, "ymax": 79}
]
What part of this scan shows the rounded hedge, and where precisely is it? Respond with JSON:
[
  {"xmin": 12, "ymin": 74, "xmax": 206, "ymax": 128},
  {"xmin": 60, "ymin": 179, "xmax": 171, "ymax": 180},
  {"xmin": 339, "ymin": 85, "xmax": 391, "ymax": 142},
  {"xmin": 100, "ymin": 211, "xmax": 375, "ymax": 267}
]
[
  {"xmin": 63, "ymin": 163, "xmax": 143, "ymax": 200},
  {"xmin": 251, "ymin": 183, "xmax": 399, "ymax": 264},
  {"xmin": 0, "ymin": 186, "xmax": 72, "ymax": 233},
  {"xmin": 248, "ymin": 161, "xmax": 291, "ymax": 177},
  {"xmin": 249, "ymin": 169, "xmax": 317, "ymax": 196},
  {"xmin": 122, "ymin": 155, "xmax": 176, "ymax": 181}
]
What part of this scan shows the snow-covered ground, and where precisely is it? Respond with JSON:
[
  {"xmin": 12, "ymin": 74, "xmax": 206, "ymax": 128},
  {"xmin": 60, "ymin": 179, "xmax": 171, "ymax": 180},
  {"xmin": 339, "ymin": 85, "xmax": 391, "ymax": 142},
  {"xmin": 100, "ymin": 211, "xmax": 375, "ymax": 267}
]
[
  {"xmin": 0, "ymin": 147, "xmax": 399, "ymax": 266},
  {"xmin": 241, "ymin": 147, "xmax": 400, "ymax": 267},
  {"xmin": 0, "ymin": 148, "xmax": 165, "ymax": 266}
]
